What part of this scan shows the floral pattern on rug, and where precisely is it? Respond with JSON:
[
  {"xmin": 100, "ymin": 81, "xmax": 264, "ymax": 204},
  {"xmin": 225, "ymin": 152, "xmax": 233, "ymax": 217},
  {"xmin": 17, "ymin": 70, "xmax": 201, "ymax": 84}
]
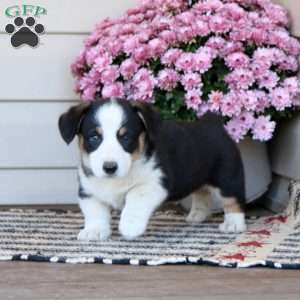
[{"xmin": 209, "ymin": 181, "xmax": 300, "ymax": 268}]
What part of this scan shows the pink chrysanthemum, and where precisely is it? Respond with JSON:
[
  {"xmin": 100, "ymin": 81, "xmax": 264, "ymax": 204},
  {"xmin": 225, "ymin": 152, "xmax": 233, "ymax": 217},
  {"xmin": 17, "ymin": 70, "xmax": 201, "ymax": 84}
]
[
  {"xmin": 72, "ymin": 0, "xmax": 300, "ymax": 142},
  {"xmin": 157, "ymin": 69, "xmax": 180, "ymax": 91},
  {"xmin": 185, "ymin": 88, "xmax": 202, "ymax": 111},
  {"xmin": 181, "ymin": 72, "xmax": 202, "ymax": 91},
  {"xmin": 252, "ymin": 116, "xmax": 276, "ymax": 141},
  {"xmin": 271, "ymin": 87, "xmax": 292, "ymax": 111},
  {"xmin": 225, "ymin": 52, "xmax": 250, "ymax": 69},
  {"xmin": 208, "ymin": 90, "xmax": 224, "ymax": 112}
]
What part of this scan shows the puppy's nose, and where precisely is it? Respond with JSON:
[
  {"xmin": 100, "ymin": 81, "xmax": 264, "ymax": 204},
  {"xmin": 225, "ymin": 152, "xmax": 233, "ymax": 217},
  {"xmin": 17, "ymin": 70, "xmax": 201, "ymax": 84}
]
[{"xmin": 103, "ymin": 161, "xmax": 118, "ymax": 175}]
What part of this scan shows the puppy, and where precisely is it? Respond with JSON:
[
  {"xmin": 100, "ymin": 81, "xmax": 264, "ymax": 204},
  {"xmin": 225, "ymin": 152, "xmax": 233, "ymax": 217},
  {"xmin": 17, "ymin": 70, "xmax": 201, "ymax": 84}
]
[{"xmin": 58, "ymin": 98, "xmax": 246, "ymax": 241}]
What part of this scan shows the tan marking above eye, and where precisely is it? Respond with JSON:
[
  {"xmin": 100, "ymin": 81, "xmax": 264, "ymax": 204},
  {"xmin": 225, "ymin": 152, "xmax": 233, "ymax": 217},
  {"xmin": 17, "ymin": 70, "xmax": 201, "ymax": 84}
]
[
  {"xmin": 118, "ymin": 127, "xmax": 127, "ymax": 136},
  {"xmin": 96, "ymin": 127, "xmax": 103, "ymax": 135}
]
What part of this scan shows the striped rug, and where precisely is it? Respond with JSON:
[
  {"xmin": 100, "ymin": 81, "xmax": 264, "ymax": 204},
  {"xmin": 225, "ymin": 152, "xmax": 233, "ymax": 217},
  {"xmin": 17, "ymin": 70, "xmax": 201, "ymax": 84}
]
[{"xmin": 0, "ymin": 182, "xmax": 299, "ymax": 268}]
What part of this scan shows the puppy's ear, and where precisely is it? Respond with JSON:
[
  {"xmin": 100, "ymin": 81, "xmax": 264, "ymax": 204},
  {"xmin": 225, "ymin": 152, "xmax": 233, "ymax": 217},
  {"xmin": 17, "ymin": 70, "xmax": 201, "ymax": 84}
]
[
  {"xmin": 58, "ymin": 102, "xmax": 90, "ymax": 144},
  {"xmin": 130, "ymin": 101, "xmax": 161, "ymax": 142}
]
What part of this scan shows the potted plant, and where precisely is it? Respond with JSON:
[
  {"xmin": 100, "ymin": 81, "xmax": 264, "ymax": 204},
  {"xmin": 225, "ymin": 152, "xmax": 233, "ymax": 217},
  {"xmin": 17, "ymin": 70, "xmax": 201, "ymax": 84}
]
[{"xmin": 71, "ymin": 0, "xmax": 300, "ymax": 207}]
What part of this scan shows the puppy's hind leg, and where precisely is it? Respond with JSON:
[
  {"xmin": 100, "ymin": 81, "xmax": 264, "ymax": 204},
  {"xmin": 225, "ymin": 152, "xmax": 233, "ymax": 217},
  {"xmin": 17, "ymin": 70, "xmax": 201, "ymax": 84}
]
[
  {"xmin": 218, "ymin": 193, "xmax": 246, "ymax": 233},
  {"xmin": 186, "ymin": 186, "xmax": 212, "ymax": 223}
]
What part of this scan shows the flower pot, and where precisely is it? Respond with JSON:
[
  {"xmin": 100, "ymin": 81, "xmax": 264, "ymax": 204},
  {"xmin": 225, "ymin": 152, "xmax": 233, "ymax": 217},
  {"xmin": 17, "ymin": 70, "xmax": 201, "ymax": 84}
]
[
  {"xmin": 181, "ymin": 137, "xmax": 272, "ymax": 212},
  {"xmin": 266, "ymin": 111, "xmax": 300, "ymax": 212}
]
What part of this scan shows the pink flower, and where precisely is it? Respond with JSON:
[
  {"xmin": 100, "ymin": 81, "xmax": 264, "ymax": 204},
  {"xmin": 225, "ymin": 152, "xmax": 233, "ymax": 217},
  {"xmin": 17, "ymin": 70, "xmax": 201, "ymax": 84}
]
[
  {"xmin": 253, "ymin": 48, "xmax": 273, "ymax": 68},
  {"xmin": 230, "ymin": 28, "xmax": 251, "ymax": 42},
  {"xmin": 194, "ymin": 48, "xmax": 214, "ymax": 73},
  {"xmin": 79, "ymin": 69, "xmax": 101, "ymax": 90},
  {"xmin": 268, "ymin": 29, "xmax": 290, "ymax": 50},
  {"xmin": 252, "ymin": 116, "xmax": 276, "ymax": 141},
  {"xmin": 128, "ymin": 68, "xmax": 156, "ymax": 102},
  {"xmin": 120, "ymin": 58, "xmax": 139, "ymax": 80},
  {"xmin": 225, "ymin": 52, "xmax": 250, "ymax": 69},
  {"xmin": 126, "ymin": 6, "xmax": 145, "ymax": 16},
  {"xmin": 106, "ymin": 39, "xmax": 123, "ymax": 57},
  {"xmin": 240, "ymin": 90, "xmax": 258, "ymax": 111},
  {"xmin": 255, "ymin": 90, "xmax": 270, "ymax": 112},
  {"xmin": 161, "ymin": 48, "xmax": 183, "ymax": 66},
  {"xmin": 136, "ymin": 29, "xmax": 152, "ymax": 43},
  {"xmin": 148, "ymin": 38, "xmax": 168, "ymax": 57},
  {"xmin": 283, "ymin": 77, "xmax": 299, "ymax": 96},
  {"xmin": 185, "ymin": 89, "xmax": 202, "ymax": 111},
  {"xmin": 264, "ymin": 3, "xmax": 289, "ymax": 26},
  {"xmin": 237, "ymin": 111, "xmax": 255, "ymax": 130},
  {"xmin": 157, "ymin": 69, "xmax": 180, "ymax": 91},
  {"xmin": 71, "ymin": 50, "xmax": 87, "ymax": 77},
  {"xmin": 221, "ymin": 91, "xmax": 242, "ymax": 117},
  {"xmin": 82, "ymin": 85, "xmax": 97, "ymax": 101},
  {"xmin": 197, "ymin": 103, "xmax": 210, "ymax": 117},
  {"xmin": 120, "ymin": 23, "xmax": 136, "ymax": 35},
  {"xmin": 102, "ymin": 82, "xmax": 124, "ymax": 98},
  {"xmin": 253, "ymin": 16, "xmax": 274, "ymax": 31},
  {"xmin": 292, "ymin": 92, "xmax": 300, "ymax": 106},
  {"xmin": 128, "ymin": 13, "xmax": 145, "ymax": 24},
  {"xmin": 208, "ymin": 90, "xmax": 224, "ymax": 112},
  {"xmin": 176, "ymin": 26, "xmax": 195, "ymax": 42},
  {"xmin": 209, "ymin": 15, "xmax": 231, "ymax": 33},
  {"xmin": 205, "ymin": 37, "xmax": 226, "ymax": 51},
  {"xmin": 220, "ymin": 41, "xmax": 243, "ymax": 57},
  {"xmin": 192, "ymin": 20, "xmax": 210, "ymax": 37},
  {"xmin": 194, "ymin": 0, "xmax": 223, "ymax": 13},
  {"xmin": 250, "ymin": 28, "xmax": 268, "ymax": 45},
  {"xmin": 257, "ymin": 70, "xmax": 279, "ymax": 90},
  {"xmin": 100, "ymin": 66, "xmax": 119, "ymax": 84},
  {"xmin": 271, "ymin": 87, "xmax": 292, "ymax": 111},
  {"xmin": 159, "ymin": 30, "xmax": 177, "ymax": 44},
  {"xmin": 86, "ymin": 46, "xmax": 106, "ymax": 66},
  {"xmin": 94, "ymin": 54, "xmax": 112, "ymax": 71},
  {"xmin": 284, "ymin": 37, "xmax": 300, "ymax": 56},
  {"xmin": 278, "ymin": 56, "xmax": 299, "ymax": 72},
  {"xmin": 176, "ymin": 11, "xmax": 196, "ymax": 25},
  {"xmin": 219, "ymin": 3, "xmax": 245, "ymax": 21},
  {"xmin": 250, "ymin": 61, "xmax": 269, "ymax": 78},
  {"xmin": 225, "ymin": 68, "xmax": 254, "ymax": 90},
  {"xmin": 133, "ymin": 45, "xmax": 151, "ymax": 63},
  {"xmin": 175, "ymin": 53, "xmax": 196, "ymax": 72},
  {"xmin": 123, "ymin": 36, "xmax": 140, "ymax": 55},
  {"xmin": 181, "ymin": 72, "xmax": 202, "ymax": 91},
  {"xmin": 225, "ymin": 119, "xmax": 246, "ymax": 143}
]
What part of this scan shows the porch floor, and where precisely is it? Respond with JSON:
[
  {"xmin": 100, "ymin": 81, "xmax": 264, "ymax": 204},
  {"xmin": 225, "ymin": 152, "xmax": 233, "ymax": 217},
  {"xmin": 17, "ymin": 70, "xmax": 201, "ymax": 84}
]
[{"xmin": 1, "ymin": 262, "xmax": 299, "ymax": 300}]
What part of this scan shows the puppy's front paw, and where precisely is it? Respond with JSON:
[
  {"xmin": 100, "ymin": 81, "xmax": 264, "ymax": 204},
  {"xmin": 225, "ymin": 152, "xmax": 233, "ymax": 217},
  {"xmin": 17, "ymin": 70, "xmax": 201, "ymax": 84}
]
[
  {"xmin": 186, "ymin": 209, "xmax": 210, "ymax": 223},
  {"xmin": 77, "ymin": 226, "xmax": 111, "ymax": 241},
  {"xmin": 219, "ymin": 213, "xmax": 246, "ymax": 233},
  {"xmin": 119, "ymin": 215, "xmax": 147, "ymax": 240}
]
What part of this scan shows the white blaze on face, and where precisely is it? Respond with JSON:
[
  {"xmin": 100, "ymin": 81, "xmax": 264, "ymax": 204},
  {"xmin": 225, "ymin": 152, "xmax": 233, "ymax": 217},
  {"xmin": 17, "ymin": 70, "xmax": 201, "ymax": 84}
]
[{"xmin": 88, "ymin": 101, "xmax": 132, "ymax": 178}]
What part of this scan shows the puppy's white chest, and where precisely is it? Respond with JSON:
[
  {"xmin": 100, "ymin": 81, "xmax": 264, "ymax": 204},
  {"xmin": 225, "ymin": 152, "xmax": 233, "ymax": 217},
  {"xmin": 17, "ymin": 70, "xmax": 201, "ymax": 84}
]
[{"xmin": 79, "ymin": 170, "xmax": 132, "ymax": 209}]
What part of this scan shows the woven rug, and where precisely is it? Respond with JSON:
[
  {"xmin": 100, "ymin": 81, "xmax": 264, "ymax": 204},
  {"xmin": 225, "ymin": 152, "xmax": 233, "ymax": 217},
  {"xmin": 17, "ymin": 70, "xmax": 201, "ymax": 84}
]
[{"xmin": 1, "ymin": 182, "xmax": 300, "ymax": 268}]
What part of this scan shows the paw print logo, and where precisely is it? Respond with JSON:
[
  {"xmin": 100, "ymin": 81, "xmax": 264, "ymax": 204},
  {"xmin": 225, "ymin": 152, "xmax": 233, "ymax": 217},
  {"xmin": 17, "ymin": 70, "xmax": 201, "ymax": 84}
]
[{"xmin": 5, "ymin": 17, "xmax": 45, "ymax": 48}]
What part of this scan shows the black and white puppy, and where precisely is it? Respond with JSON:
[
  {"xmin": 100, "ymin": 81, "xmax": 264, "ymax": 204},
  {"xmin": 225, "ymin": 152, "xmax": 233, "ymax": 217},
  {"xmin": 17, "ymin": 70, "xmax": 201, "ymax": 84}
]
[{"xmin": 58, "ymin": 98, "xmax": 246, "ymax": 241}]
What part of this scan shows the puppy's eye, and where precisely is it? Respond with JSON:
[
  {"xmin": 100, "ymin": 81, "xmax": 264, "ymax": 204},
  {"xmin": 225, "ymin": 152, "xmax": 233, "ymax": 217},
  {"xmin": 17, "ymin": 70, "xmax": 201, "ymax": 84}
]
[
  {"xmin": 119, "ymin": 132, "xmax": 131, "ymax": 142},
  {"xmin": 88, "ymin": 134, "xmax": 101, "ymax": 143}
]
